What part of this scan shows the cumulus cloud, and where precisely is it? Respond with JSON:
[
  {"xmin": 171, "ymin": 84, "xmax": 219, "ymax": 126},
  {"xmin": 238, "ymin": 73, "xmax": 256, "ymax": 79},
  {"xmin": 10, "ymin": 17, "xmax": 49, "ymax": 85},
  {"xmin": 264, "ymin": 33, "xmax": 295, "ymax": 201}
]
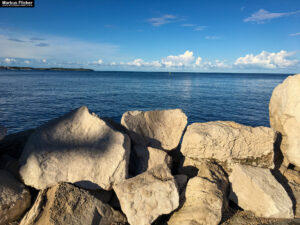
[
  {"xmin": 24, "ymin": 60, "xmax": 30, "ymax": 64},
  {"xmin": 147, "ymin": 14, "xmax": 177, "ymax": 27},
  {"xmin": 161, "ymin": 50, "xmax": 195, "ymax": 67},
  {"xmin": 244, "ymin": 9, "xmax": 300, "ymax": 23},
  {"xmin": 110, "ymin": 51, "xmax": 231, "ymax": 70},
  {"xmin": 234, "ymin": 50, "xmax": 298, "ymax": 69}
]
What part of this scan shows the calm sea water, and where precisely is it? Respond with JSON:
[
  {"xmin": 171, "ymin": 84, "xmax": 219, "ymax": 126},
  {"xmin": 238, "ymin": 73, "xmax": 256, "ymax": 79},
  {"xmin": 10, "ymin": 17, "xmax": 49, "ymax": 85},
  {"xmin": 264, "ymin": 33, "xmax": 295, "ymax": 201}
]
[{"xmin": 0, "ymin": 70, "xmax": 289, "ymax": 134}]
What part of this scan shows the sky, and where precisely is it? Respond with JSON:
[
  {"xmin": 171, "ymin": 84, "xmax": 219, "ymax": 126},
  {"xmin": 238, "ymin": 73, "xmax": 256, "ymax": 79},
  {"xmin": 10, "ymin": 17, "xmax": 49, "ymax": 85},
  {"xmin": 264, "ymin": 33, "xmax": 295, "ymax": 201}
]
[{"xmin": 0, "ymin": 0, "xmax": 300, "ymax": 73}]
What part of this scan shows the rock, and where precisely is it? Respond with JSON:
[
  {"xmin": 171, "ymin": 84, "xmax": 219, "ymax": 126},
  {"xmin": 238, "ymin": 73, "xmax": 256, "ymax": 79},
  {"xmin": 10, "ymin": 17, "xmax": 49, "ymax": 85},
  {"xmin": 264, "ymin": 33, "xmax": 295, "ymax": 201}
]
[
  {"xmin": 181, "ymin": 121, "xmax": 276, "ymax": 171},
  {"xmin": 168, "ymin": 165, "xmax": 228, "ymax": 225},
  {"xmin": 229, "ymin": 164, "xmax": 293, "ymax": 219},
  {"xmin": 0, "ymin": 129, "xmax": 34, "ymax": 159},
  {"xmin": 121, "ymin": 109, "xmax": 187, "ymax": 150},
  {"xmin": 221, "ymin": 210, "xmax": 300, "ymax": 225},
  {"xmin": 114, "ymin": 165, "xmax": 179, "ymax": 225},
  {"xmin": 19, "ymin": 106, "xmax": 131, "ymax": 190},
  {"xmin": 269, "ymin": 74, "xmax": 300, "ymax": 167},
  {"xmin": 130, "ymin": 145, "xmax": 172, "ymax": 176},
  {"xmin": 0, "ymin": 125, "xmax": 6, "ymax": 141},
  {"xmin": 0, "ymin": 170, "xmax": 31, "ymax": 225},
  {"xmin": 19, "ymin": 182, "xmax": 127, "ymax": 225}
]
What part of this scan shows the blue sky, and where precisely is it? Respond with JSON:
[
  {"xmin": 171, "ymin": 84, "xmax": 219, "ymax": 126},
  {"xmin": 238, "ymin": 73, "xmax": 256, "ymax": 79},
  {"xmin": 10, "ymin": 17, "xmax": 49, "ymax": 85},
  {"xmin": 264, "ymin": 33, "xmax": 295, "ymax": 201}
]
[{"xmin": 0, "ymin": 0, "xmax": 300, "ymax": 72}]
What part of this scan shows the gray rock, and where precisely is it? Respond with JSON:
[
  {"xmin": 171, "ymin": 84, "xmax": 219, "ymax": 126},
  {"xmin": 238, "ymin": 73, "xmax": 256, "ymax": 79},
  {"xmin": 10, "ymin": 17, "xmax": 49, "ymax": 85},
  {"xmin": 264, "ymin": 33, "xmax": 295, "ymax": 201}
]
[
  {"xmin": 0, "ymin": 170, "xmax": 31, "ymax": 225},
  {"xmin": 19, "ymin": 106, "xmax": 131, "ymax": 190},
  {"xmin": 121, "ymin": 109, "xmax": 187, "ymax": 151},
  {"xmin": 269, "ymin": 74, "xmax": 300, "ymax": 167},
  {"xmin": 19, "ymin": 182, "xmax": 127, "ymax": 225},
  {"xmin": 229, "ymin": 164, "xmax": 294, "ymax": 219},
  {"xmin": 114, "ymin": 165, "xmax": 179, "ymax": 225}
]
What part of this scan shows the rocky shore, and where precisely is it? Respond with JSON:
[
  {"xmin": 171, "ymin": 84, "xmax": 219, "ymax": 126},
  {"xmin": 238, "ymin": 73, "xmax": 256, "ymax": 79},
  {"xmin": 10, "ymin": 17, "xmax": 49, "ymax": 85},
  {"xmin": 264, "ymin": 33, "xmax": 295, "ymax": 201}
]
[{"xmin": 0, "ymin": 74, "xmax": 299, "ymax": 225}]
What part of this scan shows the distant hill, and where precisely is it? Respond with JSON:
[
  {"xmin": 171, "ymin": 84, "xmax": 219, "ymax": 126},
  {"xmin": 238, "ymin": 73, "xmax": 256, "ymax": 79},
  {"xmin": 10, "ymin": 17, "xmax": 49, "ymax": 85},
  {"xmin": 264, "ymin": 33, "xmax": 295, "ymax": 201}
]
[{"xmin": 0, "ymin": 66, "xmax": 94, "ymax": 72}]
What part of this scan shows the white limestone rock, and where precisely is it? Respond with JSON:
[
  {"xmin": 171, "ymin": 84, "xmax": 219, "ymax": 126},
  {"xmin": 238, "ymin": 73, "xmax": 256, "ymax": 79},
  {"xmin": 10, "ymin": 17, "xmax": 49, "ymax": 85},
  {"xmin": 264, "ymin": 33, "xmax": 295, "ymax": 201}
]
[
  {"xmin": 0, "ymin": 170, "xmax": 31, "ymax": 225},
  {"xmin": 229, "ymin": 164, "xmax": 294, "ymax": 219},
  {"xmin": 114, "ymin": 165, "xmax": 179, "ymax": 225},
  {"xmin": 269, "ymin": 74, "xmax": 300, "ymax": 167},
  {"xmin": 181, "ymin": 121, "xmax": 276, "ymax": 171},
  {"xmin": 19, "ymin": 106, "xmax": 131, "ymax": 190},
  {"xmin": 130, "ymin": 145, "xmax": 172, "ymax": 175},
  {"xmin": 168, "ymin": 161, "xmax": 228, "ymax": 225},
  {"xmin": 121, "ymin": 109, "xmax": 187, "ymax": 150}
]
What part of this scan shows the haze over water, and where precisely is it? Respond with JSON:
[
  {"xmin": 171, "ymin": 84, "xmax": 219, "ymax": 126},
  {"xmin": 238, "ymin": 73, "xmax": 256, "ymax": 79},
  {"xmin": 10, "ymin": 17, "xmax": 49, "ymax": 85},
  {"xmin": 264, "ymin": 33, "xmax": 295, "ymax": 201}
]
[{"xmin": 0, "ymin": 71, "xmax": 289, "ymax": 134}]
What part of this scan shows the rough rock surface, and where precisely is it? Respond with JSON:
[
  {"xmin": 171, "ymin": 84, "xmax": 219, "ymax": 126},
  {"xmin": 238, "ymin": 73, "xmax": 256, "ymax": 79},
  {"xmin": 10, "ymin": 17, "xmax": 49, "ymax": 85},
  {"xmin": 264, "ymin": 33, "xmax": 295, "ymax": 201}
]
[
  {"xmin": 121, "ymin": 109, "xmax": 187, "ymax": 150},
  {"xmin": 19, "ymin": 106, "xmax": 131, "ymax": 190},
  {"xmin": 0, "ymin": 170, "xmax": 31, "ymax": 225},
  {"xmin": 130, "ymin": 145, "xmax": 172, "ymax": 175},
  {"xmin": 168, "ymin": 161, "xmax": 228, "ymax": 225},
  {"xmin": 221, "ymin": 210, "xmax": 300, "ymax": 225},
  {"xmin": 269, "ymin": 74, "xmax": 300, "ymax": 167},
  {"xmin": 229, "ymin": 164, "xmax": 293, "ymax": 218},
  {"xmin": 0, "ymin": 125, "xmax": 6, "ymax": 142},
  {"xmin": 19, "ymin": 182, "xmax": 126, "ymax": 225},
  {"xmin": 114, "ymin": 165, "xmax": 179, "ymax": 225},
  {"xmin": 181, "ymin": 121, "xmax": 276, "ymax": 171}
]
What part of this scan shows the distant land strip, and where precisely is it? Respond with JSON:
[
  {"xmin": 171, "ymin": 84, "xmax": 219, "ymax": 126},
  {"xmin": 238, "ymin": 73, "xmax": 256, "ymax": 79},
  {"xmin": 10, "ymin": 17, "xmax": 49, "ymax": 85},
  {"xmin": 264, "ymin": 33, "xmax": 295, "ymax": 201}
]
[{"xmin": 0, "ymin": 66, "xmax": 94, "ymax": 71}]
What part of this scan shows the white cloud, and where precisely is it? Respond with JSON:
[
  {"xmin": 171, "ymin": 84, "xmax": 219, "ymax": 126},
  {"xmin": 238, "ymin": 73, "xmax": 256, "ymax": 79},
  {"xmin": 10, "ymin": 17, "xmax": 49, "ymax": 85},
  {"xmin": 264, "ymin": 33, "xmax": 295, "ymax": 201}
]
[
  {"xmin": 161, "ymin": 50, "xmax": 195, "ymax": 67},
  {"xmin": 4, "ymin": 58, "xmax": 16, "ymax": 63},
  {"xmin": 147, "ymin": 14, "xmax": 177, "ymax": 27},
  {"xmin": 244, "ymin": 9, "xmax": 300, "ymax": 23},
  {"xmin": 290, "ymin": 32, "xmax": 300, "ymax": 36},
  {"xmin": 96, "ymin": 59, "xmax": 103, "ymax": 64},
  {"xmin": 24, "ymin": 60, "xmax": 30, "ymax": 64},
  {"xmin": 42, "ymin": 59, "xmax": 47, "ymax": 63},
  {"xmin": 234, "ymin": 50, "xmax": 298, "ymax": 69},
  {"xmin": 195, "ymin": 57, "xmax": 202, "ymax": 66}
]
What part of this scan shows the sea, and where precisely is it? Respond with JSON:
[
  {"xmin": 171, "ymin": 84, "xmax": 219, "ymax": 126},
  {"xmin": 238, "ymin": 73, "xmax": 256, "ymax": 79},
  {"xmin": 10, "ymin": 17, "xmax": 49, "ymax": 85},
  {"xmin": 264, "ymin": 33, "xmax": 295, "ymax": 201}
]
[{"xmin": 0, "ymin": 70, "xmax": 290, "ymax": 134}]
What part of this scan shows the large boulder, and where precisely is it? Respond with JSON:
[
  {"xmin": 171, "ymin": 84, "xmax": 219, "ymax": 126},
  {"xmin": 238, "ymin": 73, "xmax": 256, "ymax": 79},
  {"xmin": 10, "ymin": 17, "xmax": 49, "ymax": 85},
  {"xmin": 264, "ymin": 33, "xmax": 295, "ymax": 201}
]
[
  {"xmin": 130, "ymin": 145, "xmax": 172, "ymax": 176},
  {"xmin": 229, "ymin": 164, "xmax": 293, "ymax": 219},
  {"xmin": 181, "ymin": 121, "xmax": 276, "ymax": 172},
  {"xmin": 114, "ymin": 165, "xmax": 179, "ymax": 225},
  {"xmin": 121, "ymin": 109, "xmax": 187, "ymax": 150},
  {"xmin": 19, "ymin": 182, "xmax": 127, "ymax": 225},
  {"xmin": 0, "ymin": 125, "xmax": 6, "ymax": 142},
  {"xmin": 168, "ymin": 161, "xmax": 228, "ymax": 225},
  {"xmin": 0, "ymin": 170, "xmax": 31, "ymax": 225},
  {"xmin": 269, "ymin": 74, "xmax": 300, "ymax": 167},
  {"xmin": 19, "ymin": 106, "xmax": 131, "ymax": 190}
]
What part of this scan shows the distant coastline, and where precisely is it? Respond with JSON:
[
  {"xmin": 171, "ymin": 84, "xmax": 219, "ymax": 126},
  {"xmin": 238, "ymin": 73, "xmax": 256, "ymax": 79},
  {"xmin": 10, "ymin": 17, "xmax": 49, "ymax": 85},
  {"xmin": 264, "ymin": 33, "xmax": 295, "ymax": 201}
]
[{"xmin": 0, "ymin": 66, "xmax": 94, "ymax": 72}]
